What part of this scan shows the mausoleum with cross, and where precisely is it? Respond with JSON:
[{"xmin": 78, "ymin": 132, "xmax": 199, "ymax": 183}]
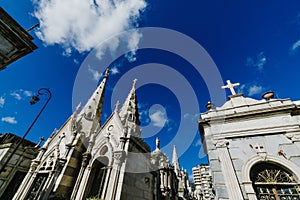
[{"xmin": 199, "ymin": 79, "xmax": 300, "ymax": 200}]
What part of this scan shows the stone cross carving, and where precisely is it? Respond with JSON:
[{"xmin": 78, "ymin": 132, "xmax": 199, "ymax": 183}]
[{"xmin": 222, "ymin": 80, "xmax": 240, "ymax": 95}]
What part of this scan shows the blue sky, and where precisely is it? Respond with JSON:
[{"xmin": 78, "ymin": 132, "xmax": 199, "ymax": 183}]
[{"xmin": 1, "ymin": 1, "xmax": 300, "ymax": 179}]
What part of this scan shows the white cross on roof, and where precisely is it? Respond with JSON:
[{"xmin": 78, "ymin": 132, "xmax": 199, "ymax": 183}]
[{"xmin": 221, "ymin": 80, "xmax": 240, "ymax": 95}]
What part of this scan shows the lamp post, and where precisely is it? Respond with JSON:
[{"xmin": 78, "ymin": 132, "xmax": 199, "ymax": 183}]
[{"xmin": 0, "ymin": 88, "xmax": 51, "ymax": 173}]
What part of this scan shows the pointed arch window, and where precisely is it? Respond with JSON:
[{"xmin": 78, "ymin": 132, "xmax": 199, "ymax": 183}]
[
  {"xmin": 250, "ymin": 163, "xmax": 300, "ymax": 200},
  {"xmin": 86, "ymin": 156, "xmax": 109, "ymax": 199}
]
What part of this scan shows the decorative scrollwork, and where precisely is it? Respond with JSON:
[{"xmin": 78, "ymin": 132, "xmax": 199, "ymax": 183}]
[
  {"xmin": 255, "ymin": 169, "xmax": 296, "ymax": 184},
  {"xmin": 251, "ymin": 163, "xmax": 300, "ymax": 200}
]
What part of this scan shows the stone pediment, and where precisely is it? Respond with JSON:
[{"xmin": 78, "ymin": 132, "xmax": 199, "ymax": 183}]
[
  {"xmin": 218, "ymin": 94, "xmax": 263, "ymax": 110},
  {"xmin": 94, "ymin": 112, "xmax": 124, "ymax": 149}
]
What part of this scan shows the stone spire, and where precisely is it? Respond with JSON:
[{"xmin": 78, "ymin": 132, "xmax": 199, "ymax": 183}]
[
  {"xmin": 79, "ymin": 68, "xmax": 109, "ymax": 136},
  {"xmin": 119, "ymin": 79, "xmax": 141, "ymax": 137},
  {"xmin": 172, "ymin": 145, "xmax": 180, "ymax": 176}
]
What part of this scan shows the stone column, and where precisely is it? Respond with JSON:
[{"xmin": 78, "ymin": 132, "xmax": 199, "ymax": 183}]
[
  {"xmin": 71, "ymin": 152, "xmax": 91, "ymax": 200},
  {"xmin": 106, "ymin": 150, "xmax": 125, "ymax": 200},
  {"xmin": 216, "ymin": 139, "xmax": 244, "ymax": 199},
  {"xmin": 101, "ymin": 166, "xmax": 112, "ymax": 199},
  {"xmin": 160, "ymin": 169, "xmax": 164, "ymax": 191}
]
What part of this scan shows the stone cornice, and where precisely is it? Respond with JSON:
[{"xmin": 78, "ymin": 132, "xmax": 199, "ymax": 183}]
[
  {"xmin": 213, "ymin": 124, "xmax": 300, "ymax": 140},
  {"xmin": 199, "ymin": 102, "xmax": 295, "ymax": 124}
]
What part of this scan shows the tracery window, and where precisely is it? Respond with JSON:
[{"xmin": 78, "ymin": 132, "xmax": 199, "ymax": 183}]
[{"xmin": 250, "ymin": 163, "xmax": 300, "ymax": 200}]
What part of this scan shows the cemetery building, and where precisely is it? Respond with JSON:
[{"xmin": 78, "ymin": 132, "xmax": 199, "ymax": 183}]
[
  {"xmin": 0, "ymin": 133, "xmax": 40, "ymax": 199},
  {"xmin": 199, "ymin": 80, "xmax": 300, "ymax": 200},
  {"xmin": 13, "ymin": 69, "xmax": 188, "ymax": 200}
]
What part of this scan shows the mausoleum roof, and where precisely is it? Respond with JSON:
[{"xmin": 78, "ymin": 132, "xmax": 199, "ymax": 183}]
[{"xmin": 200, "ymin": 94, "xmax": 295, "ymax": 121}]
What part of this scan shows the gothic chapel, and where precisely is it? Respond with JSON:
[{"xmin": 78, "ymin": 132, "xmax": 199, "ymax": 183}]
[{"xmin": 13, "ymin": 69, "xmax": 187, "ymax": 200}]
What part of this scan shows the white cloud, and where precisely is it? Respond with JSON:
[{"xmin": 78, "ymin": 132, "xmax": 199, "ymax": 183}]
[
  {"xmin": 0, "ymin": 97, "xmax": 5, "ymax": 107},
  {"xmin": 246, "ymin": 52, "xmax": 266, "ymax": 71},
  {"xmin": 125, "ymin": 30, "xmax": 142, "ymax": 62},
  {"xmin": 23, "ymin": 90, "xmax": 33, "ymax": 97},
  {"xmin": 150, "ymin": 110, "xmax": 167, "ymax": 128},
  {"xmin": 88, "ymin": 65, "xmax": 101, "ymax": 81},
  {"xmin": 292, "ymin": 40, "xmax": 300, "ymax": 51},
  {"xmin": 183, "ymin": 113, "xmax": 198, "ymax": 121},
  {"xmin": 32, "ymin": 0, "xmax": 147, "ymax": 59},
  {"xmin": 10, "ymin": 92, "xmax": 22, "ymax": 100},
  {"xmin": 1, "ymin": 116, "xmax": 17, "ymax": 124},
  {"xmin": 237, "ymin": 84, "xmax": 264, "ymax": 96},
  {"xmin": 237, "ymin": 84, "xmax": 246, "ymax": 94},
  {"xmin": 10, "ymin": 89, "xmax": 33, "ymax": 100},
  {"xmin": 111, "ymin": 66, "xmax": 120, "ymax": 75},
  {"xmin": 62, "ymin": 47, "xmax": 72, "ymax": 57},
  {"xmin": 248, "ymin": 85, "xmax": 263, "ymax": 96},
  {"xmin": 73, "ymin": 59, "xmax": 79, "ymax": 64},
  {"xmin": 256, "ymin": 52, "xmax": 266, "ymax": 70}
]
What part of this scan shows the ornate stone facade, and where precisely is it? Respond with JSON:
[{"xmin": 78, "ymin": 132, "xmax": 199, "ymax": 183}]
[
  {"xmin": 151, "ymin": 138, "xmax": 190, "ymax": 200},
  {"xmin": 199, "ymin": 81, "xmax": 300, "ymax": 199},
  {"xmin": 12, "ymin": 71, "xmax": 186, "ymax": 200}
]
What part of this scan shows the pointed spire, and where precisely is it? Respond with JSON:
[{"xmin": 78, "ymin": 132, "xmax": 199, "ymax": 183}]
[
  {"xmin": 172, "ymin": 145, "xmax": 180, "ymax": 176},
  {"xmin": 119, "ymin": 79, "xmax": 140, "ymax": 124},
  {"xmin": 132, "ymin": 78, "xmax": 137, "ymax": 90},
  {"xmin": 119, "ymin": 79, "xmax": 141, "ymax": 137},
  {"xmin": 79, "ymin": 68, "xmax": 109, "ymax": 136}
]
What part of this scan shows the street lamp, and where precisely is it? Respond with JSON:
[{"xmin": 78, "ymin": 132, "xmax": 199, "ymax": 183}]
[{"xmin": 0, "ymin": 88, "xmax": 51, "ymax": 173}]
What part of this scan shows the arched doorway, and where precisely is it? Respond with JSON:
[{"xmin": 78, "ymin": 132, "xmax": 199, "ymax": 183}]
[
  {"xmin": 86, "ymin": 156, "xmax": 109, "ymax": 199},
  {"xmin": 250, "ymin": 163, "xmax": 300, "ymax": 200}
]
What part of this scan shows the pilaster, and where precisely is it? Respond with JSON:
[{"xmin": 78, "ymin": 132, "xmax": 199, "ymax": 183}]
[{"xmin": 215, "ymin": 139, "xmax": 244, "ymax": 199}]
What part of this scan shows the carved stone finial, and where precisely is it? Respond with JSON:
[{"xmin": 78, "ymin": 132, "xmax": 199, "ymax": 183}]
[
  {"xmin": 133, "ymin": 78, "xmax": 138, "ymax": 89},
  {"xmin": 71, "ymin": 103, "xmax": 81, "ymax": 133},
  {"xmin": 262, "ymin": 91, "xmax": 274, "ymax": 100},
  {"xmin": 104, "ymin": 68, "xmax": 110, "ymax": 78},
  {"xmin": 205, "ymin": 101, "xmax": 214, "ymax": 111},
  {"xmin": 34, "ymin": 137, "xmax": 44, "ymax": 148},
  {"xmin": 50, "ymin": 128, "xmax": 57, "ymax": 137},
  {"xmin": 114, "ymin": 100, "xmax": 120, "ymax": 112},
  {"xmin": 75, "ymin": 102, "xmax": 81, "ymax": 112},
  {"xmin": 156, "ymin": 137, "xmax": 160, "ymax": 150}
]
